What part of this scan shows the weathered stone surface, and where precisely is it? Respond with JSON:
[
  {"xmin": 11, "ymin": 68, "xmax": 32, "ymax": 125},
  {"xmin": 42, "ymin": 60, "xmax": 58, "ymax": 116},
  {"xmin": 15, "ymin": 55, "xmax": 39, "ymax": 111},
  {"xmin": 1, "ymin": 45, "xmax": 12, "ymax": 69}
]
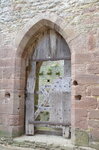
[
  {"xmin": 75, "ymin": 97, "xmax": 97, "ymax": 110},
  {"xmin": 89, "ymin": 120, "xmax": 99, "ymax": 129},
  {"xmin": 89, "ymin": 110, "xmax": 99, "ymax": 120},
  {"xmin": 0, "ymin": 0, "xmax": 99, "ymax": 148},
  {"xmin": 87, "ymin": 64, "xmax": 99, "ymax": 74},
  {"xmin": 75, "ymin": 129, "xmax": 89, "ymax": 147},
  {"xmin": 90, "ymin": 128, "xmax": 99, "ymax": 142},
  {"xmin": 75, "ymin": 109, "xmax": 88, "ymax": 130},
  {"xmin": 0, "ymin": 135, "xmax": 96, "ymax": 150},
  {"xmin": 90, "ymin": 142, "xmax": 99, "ymax": 150}
]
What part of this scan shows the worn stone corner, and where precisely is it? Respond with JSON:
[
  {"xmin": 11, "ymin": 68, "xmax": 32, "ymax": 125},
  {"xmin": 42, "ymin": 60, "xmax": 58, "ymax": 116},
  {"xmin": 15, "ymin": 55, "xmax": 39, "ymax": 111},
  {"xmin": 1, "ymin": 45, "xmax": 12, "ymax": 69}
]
[{"xmin": 75, "ymin": 129, "xmax": 89, "ymax": 147}]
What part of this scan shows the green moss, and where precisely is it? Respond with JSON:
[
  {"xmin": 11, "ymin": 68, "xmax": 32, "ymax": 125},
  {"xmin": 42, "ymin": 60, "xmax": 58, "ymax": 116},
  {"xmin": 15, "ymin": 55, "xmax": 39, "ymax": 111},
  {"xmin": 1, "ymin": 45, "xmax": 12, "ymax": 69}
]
[
  {"xmin": 12, "ymin": 130, "xmax": 24, "ymax": 138},
  {"xmin": 47, "ymin": 68, "xmax": 52, "ymax": 75},
  {"xmin": 0, "ymin": 128, "xmax": 24, "ymax": 138},
  {"xmin": 90, "ymin": 142, "xmax": 99, "ymax": 150},
  {"xmin": 0, "ymin": 130, "xmax": 11, "ymax": 137},
  {"xmin": 40, "ymin": 111, "xmax": 49, "ymax": 121},
  {"xmin": 56, "ymin": 71, "xmax": 60, "ymax": 75},
  {"xmin": 39, "ymin": 71, "xmax": 44, "ymax": 75},
  {"xmin": 75, "ymin": 129, "xmax": 89, "ymax": 147}
]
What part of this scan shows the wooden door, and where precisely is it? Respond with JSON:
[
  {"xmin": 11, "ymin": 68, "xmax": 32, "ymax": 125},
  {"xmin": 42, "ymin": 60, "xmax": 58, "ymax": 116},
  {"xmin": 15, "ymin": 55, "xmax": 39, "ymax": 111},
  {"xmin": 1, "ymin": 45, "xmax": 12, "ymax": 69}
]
[{"xmin": 25, "ymin": 29, "xmax": 71, "ymax": 138}]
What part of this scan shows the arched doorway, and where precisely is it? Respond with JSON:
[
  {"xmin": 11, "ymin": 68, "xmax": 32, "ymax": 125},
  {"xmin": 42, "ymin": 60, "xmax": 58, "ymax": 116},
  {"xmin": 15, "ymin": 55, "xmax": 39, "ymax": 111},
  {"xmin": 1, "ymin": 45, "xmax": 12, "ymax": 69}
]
[{"xmin": 25, "ymin": 29, "xmax": 71, "ymax": 138}]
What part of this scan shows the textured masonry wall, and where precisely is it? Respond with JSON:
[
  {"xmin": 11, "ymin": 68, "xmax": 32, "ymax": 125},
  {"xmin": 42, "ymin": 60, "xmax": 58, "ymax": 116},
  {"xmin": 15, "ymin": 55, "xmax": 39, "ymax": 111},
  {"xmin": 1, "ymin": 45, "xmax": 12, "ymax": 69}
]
[
  {"xmin": 0, "ymin": 0, "xmax": 98, "ymax": 46},
  {"xmin": 0, "ymin": 0, "xmax": 99, "ymax": 149}
]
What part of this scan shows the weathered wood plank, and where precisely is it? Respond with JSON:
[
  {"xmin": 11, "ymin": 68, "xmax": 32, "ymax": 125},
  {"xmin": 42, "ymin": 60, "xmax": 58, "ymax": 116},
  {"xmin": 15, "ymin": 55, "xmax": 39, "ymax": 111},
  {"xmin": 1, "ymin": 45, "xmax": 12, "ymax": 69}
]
[
  {"xmin": 25, "ymin": 29, "xmax": 71, "ymax": 138},
  {"xmin": 64, "ymin": 60, "xmax": 71, "ymax": 77},
  {"xmin": 32, "ymin": 57, "xmax": 70, "ymax": 61},
  {"xmin": 26, "ymin": 93, "xmax": 34, "ymax": 135},
  {"xmin": 32, "ymin": 29, "xmax": 70, "ymax": 61},
  {"xmin": 29, "ymin": 121, "xmax": 70, "ymax": 126},
  {"xmin": 25, "ymin": 62, "xmax": 36, "ymax": 135},
  {"xmin": 34, "ymin": 106, "xmax": 51, "ymax": 119},
  {"xmin": 49, "ymin": 92, "xmax": 63, "ymax": 123}
]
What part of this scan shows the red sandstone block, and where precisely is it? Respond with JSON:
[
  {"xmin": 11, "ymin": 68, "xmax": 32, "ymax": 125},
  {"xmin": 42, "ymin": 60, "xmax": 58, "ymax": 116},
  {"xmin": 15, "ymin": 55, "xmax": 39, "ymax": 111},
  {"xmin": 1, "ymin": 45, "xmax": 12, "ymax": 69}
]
[
  {"xmin": 75, "ymin": 119, "xmax": 88, "ymax": 130},
  {"xmin": 72, "ymin": 85, "xmax": 87, "ymax": 96},
  {"xmin": 0, "ymin": 80, "xmax": 3, "ymax": 90},
  {"xmin": 3, "ymin": 90, "xmax": 25, "ymax": 115},
  {"xmin": 0, "ymin": 79, "xmax": 25, "ymax": 90},
  {"xmin": 0, "ymin": 46, "xmax": 15, "ymax": 58},
  {"xmin": 3, "ymin": 67, "xmax": 14, "ymax": 79},
  {"xmin": 75, "ymin": 109, "xmax": 88, "ymax": 118},
  {"xmin": 72, "ymin": 64, "xmax": 87, "ymax": 76},
  {"xmin": 0, "ymin": 59, "xmax": 15, "ymax": 67},
  {"xmin": 70, "ymin": 34, "xmax": 87, "ymax": 53},
  {"xmin": 0, "ymin": 59, "xmax": 5, "ymax": 67},
  {"xmin": 86, "ymin": 86, "xmax": 91, "ymax": 96},
  {"xmin": 92, "ymin": 51, "xmax": 99, "ymax": 62},
  {"xmin": 0, "ymin": 68, "xmax": 2, "ymax": 79},
  {"xmin": 87, "ymin": 86, "xmax": 99, "ymax": 97},
  {"xmin": 75, "ymin": 109, "xmax": 88, "ymax": 129},
  {"xmin": 88, "ymin": 120, "xmax": 99, "ymax": 129},
  {"xmin": 3, "ymin": 67, "xmax": 25, "ymax": 79},
  {"xmin": 0, "ymin": 90, "xmax": 25, "ymax": 115},
  {"xmin": 1, "ymin": 79, "xmax": 14, "ymax": 89},
  {"xmin": 98, "ymin": 101, "xmax": 99, "ymax": 109},
  {"xmin": 14, "ymin": 79, "xmax": 25, "ymax": 90},
  {"xmin": 0, "ymin": 116, "xmax": 2, "ymax": 125},
  {"xmin": 15, "ymin": 58, "xmax": 25, "ymax": 68},
  {"xmin": 0, "ymin": 90, "xmax": 5, "ymax": 100},
  {"xmin": 72, "ymin": 53, "xmax": 93, "ymax": 64},
  {"xmin": 75, "ymin": 97, "xmax": 97, "ymax": 110},
  {"xmin": 87, "ymin": 32, "xmax": 96, "ymax": 51},
  {"xmin": 90, "ymin": 128, "xmax": 99, "ymax": 141},
  {"xmin": 87, "ymin": 63, "xmax": 99, "ymax": 74},
  {"xmin": 12, "ymin": 92, "xmax": 25, "ymax": 112},
  {"xmin": 8, "ymin": 115, "xmax": 24, "ymax": 126},
  {"xmin": 14, "ymin": 66, "xmax": 25, "ymax": 79},
  {"xmin": 75, "ymin": 74, "xmax": 99, "ymax": 85},
  {"xmin": 0, "ymin": 103, "xmax": 13, "ymax": 114},
  {"xmin": 89, "ymin": 110, "xmax": 99, "ymax": 120},
  {"xmin": 75, "ymin": 115, "xmax": 88, "ymax": 129},
  {"xmin": 91, "ymin": 87, "xmax": 99, "ymax": 96}
]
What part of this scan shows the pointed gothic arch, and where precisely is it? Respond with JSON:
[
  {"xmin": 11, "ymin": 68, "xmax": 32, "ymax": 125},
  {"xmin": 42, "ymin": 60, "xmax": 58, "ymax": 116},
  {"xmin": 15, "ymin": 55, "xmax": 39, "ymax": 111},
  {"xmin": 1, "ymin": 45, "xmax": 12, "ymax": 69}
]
[{"xmin": 13, "ymin": 13, "xmax": 77, "ymax": 141}]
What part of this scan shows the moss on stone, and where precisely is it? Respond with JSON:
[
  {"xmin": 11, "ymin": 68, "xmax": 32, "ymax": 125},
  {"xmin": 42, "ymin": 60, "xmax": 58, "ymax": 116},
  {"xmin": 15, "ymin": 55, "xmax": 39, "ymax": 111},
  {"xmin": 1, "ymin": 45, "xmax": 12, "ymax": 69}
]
[
  {"xmin": 12, "ymin": 130, "xmax": 24, "ymax": 138},
  {"xmin": 0, "ymin": 130, "xmax": 11, "ymax": 137},
  {"xmin": 75, "ymin": 129, "xmax": 89, "ymax": 147},
  {"xmin": 90, "ymin": 142, "xmax": 99, "ymax": 150}
]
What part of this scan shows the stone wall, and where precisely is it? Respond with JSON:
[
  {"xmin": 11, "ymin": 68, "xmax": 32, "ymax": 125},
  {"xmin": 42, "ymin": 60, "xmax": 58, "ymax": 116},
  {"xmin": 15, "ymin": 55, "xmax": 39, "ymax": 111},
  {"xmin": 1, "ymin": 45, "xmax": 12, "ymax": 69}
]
[
  {"xmin": 0, "ymin": 0, "xmax": 99, "ymax": 149},
  {"xmin": 0, "ymin": 0, "xmax": 98, "ymax": 46}
]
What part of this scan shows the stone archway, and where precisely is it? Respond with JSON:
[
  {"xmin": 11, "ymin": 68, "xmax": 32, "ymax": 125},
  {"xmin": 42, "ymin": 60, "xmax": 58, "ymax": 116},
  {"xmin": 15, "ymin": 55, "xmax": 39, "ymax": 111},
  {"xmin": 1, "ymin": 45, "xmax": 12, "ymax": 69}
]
[
  {"xmin": 14, "ymin": 13, "xmax": 77, "ymax": 141},
  {"xmin": 24, "ymin": 28, "xmax": 71, "ymax": 138}
]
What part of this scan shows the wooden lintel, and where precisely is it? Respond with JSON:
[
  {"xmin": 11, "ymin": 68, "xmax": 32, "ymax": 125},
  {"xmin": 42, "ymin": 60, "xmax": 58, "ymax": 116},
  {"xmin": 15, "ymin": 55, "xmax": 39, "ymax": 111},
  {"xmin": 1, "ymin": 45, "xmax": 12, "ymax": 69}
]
[
  {"xmin": 29, "ymin": 121, "xmax": 71, "ymax": 126},
  {"xmin": 32, "ymin": 57, "xmax": 71, "ymax": 62}
]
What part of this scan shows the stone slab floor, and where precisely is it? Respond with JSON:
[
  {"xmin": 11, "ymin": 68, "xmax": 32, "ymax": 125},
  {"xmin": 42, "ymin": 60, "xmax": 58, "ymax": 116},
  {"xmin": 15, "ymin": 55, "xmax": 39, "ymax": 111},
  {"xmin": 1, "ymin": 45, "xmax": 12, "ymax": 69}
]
[
  {"xmin": 14, "ymin": 134, "xmax": 72, "ymax": 147},
  {"xmin": 0, "ymin": 134, "xmax": 96, "ymax": 150},
  {"xmin": 0, "ymin": 145, "xmax": 35, "ymax": 150}
]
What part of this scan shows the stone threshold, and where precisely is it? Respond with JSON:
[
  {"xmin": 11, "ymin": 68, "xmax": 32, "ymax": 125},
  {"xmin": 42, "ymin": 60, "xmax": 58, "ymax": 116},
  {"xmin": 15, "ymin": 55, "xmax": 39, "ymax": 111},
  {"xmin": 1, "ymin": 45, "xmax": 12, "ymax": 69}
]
[
  {"xmin": 13, "ymin": 134, "xmax": 96, "ymax": 150},
  {"xmin": 0, "ymin": 134, "xmax": 96, "ymax": 150}
]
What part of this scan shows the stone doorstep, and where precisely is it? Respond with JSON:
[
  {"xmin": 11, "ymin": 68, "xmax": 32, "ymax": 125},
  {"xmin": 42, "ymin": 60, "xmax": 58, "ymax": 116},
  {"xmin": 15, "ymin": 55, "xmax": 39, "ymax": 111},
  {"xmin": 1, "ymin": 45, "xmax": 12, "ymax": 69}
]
[
  {"xmin": 0, "ymin": 144, "xmax": 34, "ymax": 150},
  {"xmin": 0, "ymin": 135, "xmax": 96, "ymax": 150},
  {"xmin": 0, "ymin": 144, "xmax": 96, "ymax": 150},
  {"xmin": 13, "ymin": 135, "xmax": 96, "ymax": 150},
  {"xmin": 78, "ymin": 147, "xmax": 96, "ymax": 150}
]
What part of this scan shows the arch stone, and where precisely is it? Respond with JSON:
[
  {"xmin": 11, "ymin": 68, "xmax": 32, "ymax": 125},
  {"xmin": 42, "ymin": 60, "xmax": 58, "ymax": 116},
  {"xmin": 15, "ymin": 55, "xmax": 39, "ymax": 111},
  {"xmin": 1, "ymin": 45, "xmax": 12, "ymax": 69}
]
[
  {"xmin": 12, "ymin": 12, "xmax": 76, "ymax": 142},
  {"xmin": 15, "ymin": 12, "xmax": 77, "ymax": 57}
]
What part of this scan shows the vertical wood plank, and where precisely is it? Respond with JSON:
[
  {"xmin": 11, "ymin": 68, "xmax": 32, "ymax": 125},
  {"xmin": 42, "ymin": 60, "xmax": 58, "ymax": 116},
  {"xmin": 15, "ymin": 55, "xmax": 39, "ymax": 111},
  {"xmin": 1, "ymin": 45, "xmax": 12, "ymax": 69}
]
[
  {"xmin": 32, "ymin": 29, "xmax": 70, "ymax": 60},
  {"xmin": 25, "ymin": 62, "xmax": 36, "ymax": 135}
]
